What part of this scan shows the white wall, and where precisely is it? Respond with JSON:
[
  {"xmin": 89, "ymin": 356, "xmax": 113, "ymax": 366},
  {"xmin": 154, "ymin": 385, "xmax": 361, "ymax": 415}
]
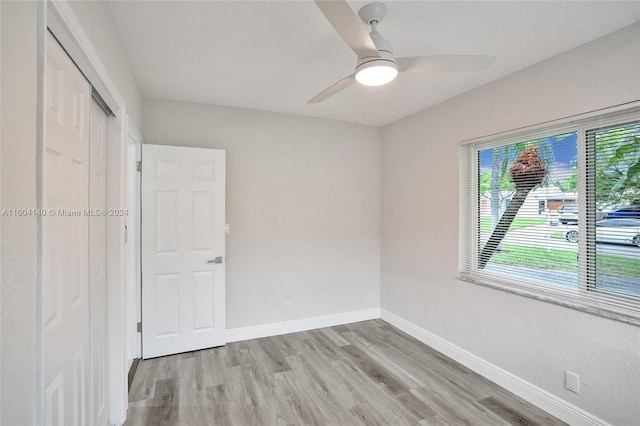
[
  {"xmin": 68, "ymin": 0, "xmax": 142, "ymax": 129},
  {"xmin": 0, "ymin": 2, "xmax": 39, "ymax": 424},
  {"xmin": 381, "ymin": 23, "xmax": 640, "ymax": 425},
  {"xmin": 143, "ymin": 99, "xmax": 381, "ymax": 329}
]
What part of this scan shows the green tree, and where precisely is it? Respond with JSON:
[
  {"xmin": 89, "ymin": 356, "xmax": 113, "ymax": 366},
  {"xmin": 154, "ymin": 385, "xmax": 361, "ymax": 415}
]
[
  {"xmin": 595, "ymin": 125, "xmax": 640, "ymax": 208},
  {"xmin": 480, "ymin": 168, "xmax": 515, "ymax": 227},
  {"xmin": 552, "ymin": 125, "xmax": 640, "ymax": 208},
  {"xmin": 554, "ymin": 168, "xmax": 578, "ymax": 192},
  {"xmin": 554, "ymin": 157, "xmax": 578, "ymax": 193}
]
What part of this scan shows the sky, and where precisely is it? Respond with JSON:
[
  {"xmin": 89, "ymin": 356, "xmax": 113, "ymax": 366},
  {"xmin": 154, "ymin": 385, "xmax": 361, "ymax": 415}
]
[{"xmin": 478, "ymin": 132, "xmax": 578, "ymax": 183}]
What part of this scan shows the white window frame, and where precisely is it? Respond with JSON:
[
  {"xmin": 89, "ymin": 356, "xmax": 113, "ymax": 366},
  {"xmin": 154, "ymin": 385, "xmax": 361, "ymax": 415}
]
[{"xmin": 459, "ymin": 105, "xmax": 640, "ymax": 326}]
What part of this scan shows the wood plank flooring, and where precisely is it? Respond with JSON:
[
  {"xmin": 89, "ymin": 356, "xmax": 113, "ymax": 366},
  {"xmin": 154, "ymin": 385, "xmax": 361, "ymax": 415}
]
[{"xmin": 125, "ymin": 320, "xmax": 566, "ymax": 426}]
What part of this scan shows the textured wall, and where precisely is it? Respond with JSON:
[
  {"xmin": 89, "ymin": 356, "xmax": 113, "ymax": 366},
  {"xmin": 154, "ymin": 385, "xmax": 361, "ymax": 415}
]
[
  {"xmin": 0, "ymin": 2, "xmax": 39, "ymax": 424},
  {"xmin": 143, "ymin": 99, "xmax": 381, "ymax": 329},
  {"xmin": 381, "ymin": 23, "xmax": 640, "ymax": 425}
]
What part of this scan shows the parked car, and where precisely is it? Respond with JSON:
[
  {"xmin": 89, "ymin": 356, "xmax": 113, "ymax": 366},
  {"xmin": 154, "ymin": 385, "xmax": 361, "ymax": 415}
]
[
  {"xmin": 604, "ymin": 206, "xmax": 640, "ymax": 220},
  {"xmin": 558, "ymin": 205, "xmax": 578, "ymax": 224},
  {"xmin": 565, "ymin": 219, "xmax": 640, "ymax": 247}
]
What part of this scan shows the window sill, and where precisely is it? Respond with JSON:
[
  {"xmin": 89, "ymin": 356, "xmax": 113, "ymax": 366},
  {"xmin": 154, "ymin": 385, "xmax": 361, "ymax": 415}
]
[{"xmin": 457, "ymin": 273, "xmax": 640, "ymax": 327}]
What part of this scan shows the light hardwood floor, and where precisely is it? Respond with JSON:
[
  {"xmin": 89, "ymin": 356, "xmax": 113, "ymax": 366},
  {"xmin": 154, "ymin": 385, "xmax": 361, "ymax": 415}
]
[{"xmin": 125, "ymin": 320, "xmax": 566, "ymax": 425}]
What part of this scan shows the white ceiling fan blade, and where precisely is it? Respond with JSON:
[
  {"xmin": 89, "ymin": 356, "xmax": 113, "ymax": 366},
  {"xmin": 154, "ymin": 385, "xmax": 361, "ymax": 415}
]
[
  {"xmin": 397, "ymin": 55, "xmax": 496, "ymax": 73},
  {"xmin": 308, "ymin": 73, "xmax": 356, "ymax": 104},
  {"xmin": 315, "ymin": 0, "xmax": 380, "ymax": 59}
]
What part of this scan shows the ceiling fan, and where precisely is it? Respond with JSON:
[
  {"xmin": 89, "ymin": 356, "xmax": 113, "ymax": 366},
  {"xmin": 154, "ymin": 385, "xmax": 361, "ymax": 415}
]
[{"xmin": 309, "ymin": 0, "xmax": 496, "ymax": 103}]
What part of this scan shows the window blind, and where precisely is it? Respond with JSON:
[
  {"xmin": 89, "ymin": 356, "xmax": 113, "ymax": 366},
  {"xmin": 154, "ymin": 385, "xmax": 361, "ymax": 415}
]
[{"xmin": 459, "ymin": 108, "xmax": 640, "ymax": 324}]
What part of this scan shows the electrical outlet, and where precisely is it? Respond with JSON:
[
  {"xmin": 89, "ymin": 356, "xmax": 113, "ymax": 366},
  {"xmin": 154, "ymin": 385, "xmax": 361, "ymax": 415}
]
[
  {"xmin": 566, "ymin": 371, "xmax": 580, "ymax": 394},
  {"xmin": 284, "ymin": 302, "xmax": 293, "ymax": 314}
]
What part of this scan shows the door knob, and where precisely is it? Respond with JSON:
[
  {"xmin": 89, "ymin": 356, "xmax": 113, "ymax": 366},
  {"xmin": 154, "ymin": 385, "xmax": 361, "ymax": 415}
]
[{"xmin": 207, "ymin": 257, "xmax": 223, "ymax": 264}]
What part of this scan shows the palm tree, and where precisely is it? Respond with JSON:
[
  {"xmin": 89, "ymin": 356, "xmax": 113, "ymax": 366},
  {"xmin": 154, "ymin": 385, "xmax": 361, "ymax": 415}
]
[
  {"xmin": 479, "ymin": 147, "xmax": 548, "ymax": 268},
  {"xmin": 487, "ymin": 138, "xmax": 555, "ymax": 228}
]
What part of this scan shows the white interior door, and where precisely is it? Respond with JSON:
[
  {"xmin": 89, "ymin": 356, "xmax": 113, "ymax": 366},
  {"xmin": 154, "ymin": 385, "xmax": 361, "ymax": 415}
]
[
  {"xmin": 44, "ymin": 32, "xmax": 91, "ymax": 425},
  {"xmin": 141, "ymin": 144, "xmax": 226, "ymax": 359},
  {"xmin": 89, "ymin": 99, "xmax": 108, "ymax": 426}
]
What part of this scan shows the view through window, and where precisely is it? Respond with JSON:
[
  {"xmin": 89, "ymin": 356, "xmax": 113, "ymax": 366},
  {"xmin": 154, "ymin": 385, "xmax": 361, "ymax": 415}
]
[
  {"xmin": 590, "ymin": 123, "xmax": 640, "ymax": 298},
  {"xmin": 460, "ymin": 111, "xmax": 640, "ymax": 320}
]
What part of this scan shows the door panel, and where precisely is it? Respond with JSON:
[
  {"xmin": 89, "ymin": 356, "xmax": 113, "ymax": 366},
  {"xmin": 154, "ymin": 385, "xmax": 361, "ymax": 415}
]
[
  {"xmin": 44, "ymin": 372, "xmax": 64, "ymax": 425},
  {"xmin": 44, "ymin": 32, "xmax": 91, "ymax": 426},
  {"xmin": 155, "ymin": 273, "xmax": 181, "ymax": 336},
  {"xmin": 155, "ymin": 191, "xmax": 180, "ymax": 253},
  {"xmin": 192, "ymin": 270, "xmax": 216, "ymax": 330},
  {"xmin": 142, "ymin": 145, "xmax": 226, "ymax": 358},
  {"xmin": 192, "ymin": 192, "xmax": 215, "ymax": 251}
]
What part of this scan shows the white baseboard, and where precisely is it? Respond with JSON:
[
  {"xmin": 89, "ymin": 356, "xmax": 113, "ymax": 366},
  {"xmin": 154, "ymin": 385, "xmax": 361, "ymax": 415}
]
[
  {"xmin": 225, "ymin": 308, "xmax": 381, "ymax": 343},
  {"xmin": 380, "ymin": 309, "xmax": 611, "ymax": 426}
]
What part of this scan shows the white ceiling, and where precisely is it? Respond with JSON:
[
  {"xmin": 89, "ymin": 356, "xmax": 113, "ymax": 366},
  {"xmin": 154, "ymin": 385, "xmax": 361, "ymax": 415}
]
[{"xmin": 108, "ymin": 1, "xmax": 640, "ymax": 127}]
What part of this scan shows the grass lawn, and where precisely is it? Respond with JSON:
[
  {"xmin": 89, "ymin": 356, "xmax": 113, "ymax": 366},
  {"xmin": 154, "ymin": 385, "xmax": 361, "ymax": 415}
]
[
  {"xmin": 478, "ymin": 216, "xmax": 639, "ymax": 280},
  {"xmin": 597, "ymin": 255, "xmax": 640, "ymax": 281},
  {"xmin": 480, "ymin": 217, "xmax": 546, "ymax": 233},
  {"xmin": 491, "ymin": 244, "xmax": 578, "ymax": 272},
  {"xmin": 489, "ymin": 244, "xmax": 640, "ymax": 279}
]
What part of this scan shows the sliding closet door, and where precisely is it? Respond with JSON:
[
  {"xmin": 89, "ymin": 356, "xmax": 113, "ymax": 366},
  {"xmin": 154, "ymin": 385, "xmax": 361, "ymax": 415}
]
[
  {"xmin": 43, "ymin": 31, "xmax": 91, "ymax": 425},
  {"xmin": 43, "ymin": 31, "xmax": 110, "ymax": 426},
  {"xmin": 89, "ymin": 98, "xmax": 108, "ymax": 426}
]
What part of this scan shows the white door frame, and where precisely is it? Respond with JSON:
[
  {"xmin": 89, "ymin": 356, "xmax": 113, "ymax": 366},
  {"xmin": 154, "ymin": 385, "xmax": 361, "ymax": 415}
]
[
  {"xmin": 127, "ymin": 120, "xmax": 142, "ymax": 362},
  {"xmin": 40, "ymin": 1, "xmax": 130, "ymax": 424}
]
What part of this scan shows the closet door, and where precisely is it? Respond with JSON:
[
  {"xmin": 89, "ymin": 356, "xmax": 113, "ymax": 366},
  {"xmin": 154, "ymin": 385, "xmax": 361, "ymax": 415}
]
[
  {"xmin": 43, "ymin": 31, "xmax": 92, "ymax": 425},
  {"xmin": 89, "ymin": 99, "xmax": 108, "ymax": 426}
]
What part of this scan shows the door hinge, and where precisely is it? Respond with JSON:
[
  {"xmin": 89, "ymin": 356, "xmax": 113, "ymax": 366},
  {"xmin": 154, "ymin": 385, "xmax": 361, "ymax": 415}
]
[
  {"xmin": 136, "ymin": 160, "xmax": 142, "ymax": 172},
  {"xmin": 137, "ymin": 322, "xmax": 142, "ymax": 332}
]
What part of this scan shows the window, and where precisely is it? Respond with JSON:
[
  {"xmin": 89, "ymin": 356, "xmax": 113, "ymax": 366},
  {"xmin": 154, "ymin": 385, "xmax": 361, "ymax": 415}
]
[{"xmin": 459, "ymin": 108, "xmax": 640, "ymax": 324}]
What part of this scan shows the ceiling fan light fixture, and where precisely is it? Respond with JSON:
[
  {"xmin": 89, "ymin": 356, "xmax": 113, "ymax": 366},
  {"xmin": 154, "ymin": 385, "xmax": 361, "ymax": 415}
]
[{"xmin": 355, "ymin": 60, "xmax": 398, "ymax": 86}]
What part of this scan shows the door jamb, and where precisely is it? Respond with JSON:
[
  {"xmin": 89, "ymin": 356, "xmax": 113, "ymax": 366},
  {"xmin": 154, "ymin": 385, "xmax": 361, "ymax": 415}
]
[{"xmin": 126, "ymin": 120, "xmax": 142, "ymax": 363}]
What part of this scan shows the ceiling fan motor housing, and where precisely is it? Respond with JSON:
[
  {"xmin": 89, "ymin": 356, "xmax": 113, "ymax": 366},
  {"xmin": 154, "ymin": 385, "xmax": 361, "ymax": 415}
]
[{"xmin": 355, "ymin": 30, "xmax": 397, "ymax": 74}]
